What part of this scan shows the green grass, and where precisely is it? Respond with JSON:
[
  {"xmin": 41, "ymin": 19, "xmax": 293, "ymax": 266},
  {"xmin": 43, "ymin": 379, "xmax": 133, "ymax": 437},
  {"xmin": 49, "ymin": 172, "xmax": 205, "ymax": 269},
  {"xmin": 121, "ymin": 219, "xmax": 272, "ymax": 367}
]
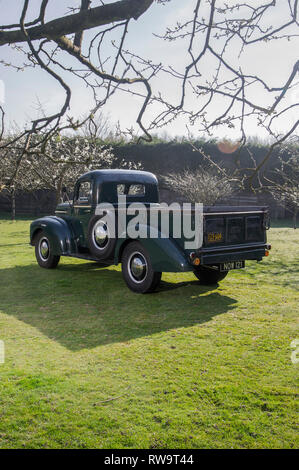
[{"xmin": 0, "ymin": 217, "xmax": 298, "ymax": 449}]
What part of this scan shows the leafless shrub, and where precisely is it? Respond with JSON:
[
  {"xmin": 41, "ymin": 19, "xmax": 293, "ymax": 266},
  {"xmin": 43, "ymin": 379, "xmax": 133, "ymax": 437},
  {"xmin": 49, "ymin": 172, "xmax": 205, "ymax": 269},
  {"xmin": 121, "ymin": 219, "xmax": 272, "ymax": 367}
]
[{"xmin": 163, "ymin": 167, "xmax": 234, "ymax": 205}]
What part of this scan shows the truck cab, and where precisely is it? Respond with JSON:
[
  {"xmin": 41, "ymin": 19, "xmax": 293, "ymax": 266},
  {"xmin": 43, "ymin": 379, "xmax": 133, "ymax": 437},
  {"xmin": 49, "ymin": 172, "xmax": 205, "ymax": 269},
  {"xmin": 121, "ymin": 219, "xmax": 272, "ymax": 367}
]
[{"xmin": 30, "ymin": 169, "xmax": 271, "ymax": 293}]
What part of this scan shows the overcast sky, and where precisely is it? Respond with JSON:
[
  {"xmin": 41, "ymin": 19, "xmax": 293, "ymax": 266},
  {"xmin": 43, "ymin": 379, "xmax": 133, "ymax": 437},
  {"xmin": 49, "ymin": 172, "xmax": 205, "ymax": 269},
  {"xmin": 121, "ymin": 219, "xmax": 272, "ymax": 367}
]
[{"xmin": 0, "ymin": 0, "xmax": 298, "ymax": 140}]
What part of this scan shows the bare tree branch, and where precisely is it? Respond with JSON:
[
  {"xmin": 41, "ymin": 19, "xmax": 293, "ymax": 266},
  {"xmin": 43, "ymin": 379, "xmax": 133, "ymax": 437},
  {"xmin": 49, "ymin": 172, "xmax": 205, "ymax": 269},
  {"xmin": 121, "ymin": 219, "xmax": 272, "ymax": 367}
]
[
  {"xmin": 73, "ymin": 0, "xmax": 92, "ymax": 51},
  {"xmin": 0, "ymin": 0, "xmax": 298, "ymax": 191},
  {"xmin": 0, "ymin": 0, "xmax": 154, "ymax": 46}
]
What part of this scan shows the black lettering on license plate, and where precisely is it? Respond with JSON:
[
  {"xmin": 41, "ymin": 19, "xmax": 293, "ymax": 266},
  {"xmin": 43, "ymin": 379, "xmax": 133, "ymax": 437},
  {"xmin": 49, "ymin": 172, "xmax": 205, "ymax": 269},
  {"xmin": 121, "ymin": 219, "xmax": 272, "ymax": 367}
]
[{"xmin": 220, "ymin": 260, "xmax": 245, "ymax": 271}]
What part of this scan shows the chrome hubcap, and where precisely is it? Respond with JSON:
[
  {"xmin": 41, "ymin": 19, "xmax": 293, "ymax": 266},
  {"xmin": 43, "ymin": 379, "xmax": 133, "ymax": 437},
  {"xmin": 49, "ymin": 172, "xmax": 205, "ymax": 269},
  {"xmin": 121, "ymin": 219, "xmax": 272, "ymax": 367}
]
[
  {"xmin": 94, "ymin": 221, "xmax": 108, "ymax": 248},
  {"xmin": 39, "ymin": 238, "xmax": 49, "ymax": 260},
  {"xmin": 128, "ymin": 252, "xmax": 147, "ymax": 283}
]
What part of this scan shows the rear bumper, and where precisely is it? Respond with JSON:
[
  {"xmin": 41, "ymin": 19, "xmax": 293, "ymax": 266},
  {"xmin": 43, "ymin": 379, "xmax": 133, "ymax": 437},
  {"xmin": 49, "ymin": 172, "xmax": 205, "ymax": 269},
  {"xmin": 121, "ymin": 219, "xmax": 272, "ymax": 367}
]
[{"xmin": 199, "ymin": 243, "xmax": 270, "ymax": 265}]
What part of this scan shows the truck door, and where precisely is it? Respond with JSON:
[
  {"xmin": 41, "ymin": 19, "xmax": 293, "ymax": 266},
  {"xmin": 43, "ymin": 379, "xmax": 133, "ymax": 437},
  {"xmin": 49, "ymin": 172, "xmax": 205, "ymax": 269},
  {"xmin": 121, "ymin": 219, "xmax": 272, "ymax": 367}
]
[{"xmin": 73, "ymin": 179, "xmax": 93, "ymax": 247}]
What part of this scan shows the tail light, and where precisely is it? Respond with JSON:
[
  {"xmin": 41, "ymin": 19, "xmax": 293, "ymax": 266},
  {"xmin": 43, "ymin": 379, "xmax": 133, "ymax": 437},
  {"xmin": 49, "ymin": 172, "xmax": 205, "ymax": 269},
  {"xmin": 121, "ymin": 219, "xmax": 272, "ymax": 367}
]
[{"xmin": 190, "ymin": 252, "xmax": 200, "ymax": 265}]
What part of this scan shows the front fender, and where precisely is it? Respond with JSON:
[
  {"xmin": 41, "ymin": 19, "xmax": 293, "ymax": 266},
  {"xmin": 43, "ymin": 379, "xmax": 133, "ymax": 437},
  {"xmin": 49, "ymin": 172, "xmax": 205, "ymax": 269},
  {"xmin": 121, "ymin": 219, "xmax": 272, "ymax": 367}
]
[
  {"xmin": 30, "ymin": 216, "xmax": 75, "ymax": 256},
  {"xmin": 114, "ymin": 227, "xmax": 192, "ymax": 272}
]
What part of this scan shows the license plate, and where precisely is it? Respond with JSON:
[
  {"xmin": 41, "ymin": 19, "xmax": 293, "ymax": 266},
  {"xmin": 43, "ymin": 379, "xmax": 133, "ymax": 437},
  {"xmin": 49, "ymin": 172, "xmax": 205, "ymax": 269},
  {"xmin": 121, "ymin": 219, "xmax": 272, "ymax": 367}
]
[{"xmin": 220, "ymin": 260, "xmax": 245, "ymax": 271}]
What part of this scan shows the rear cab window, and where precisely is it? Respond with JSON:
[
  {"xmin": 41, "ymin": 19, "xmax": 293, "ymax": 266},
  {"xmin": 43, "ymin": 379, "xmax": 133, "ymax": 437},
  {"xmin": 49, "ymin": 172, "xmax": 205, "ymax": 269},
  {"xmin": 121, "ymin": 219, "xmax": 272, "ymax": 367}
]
[
  {"xmin": 100, "ymin": 182, "xmax": 158, "ymax": 204},
  {"xmin": 117, "ymin": 184, "xmax": 145, "ymax": 197}
]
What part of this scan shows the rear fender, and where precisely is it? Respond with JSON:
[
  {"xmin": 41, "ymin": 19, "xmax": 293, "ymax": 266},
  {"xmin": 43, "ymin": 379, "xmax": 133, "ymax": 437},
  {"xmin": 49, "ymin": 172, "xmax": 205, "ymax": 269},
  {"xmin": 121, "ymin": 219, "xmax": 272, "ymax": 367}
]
[
  {"xmin": 30, "ymin": 216, "xmax": 75, "ymax": 255},
  {"xmin": 114, "ymin": 225, "xmax": 192, "ymax": 272}
]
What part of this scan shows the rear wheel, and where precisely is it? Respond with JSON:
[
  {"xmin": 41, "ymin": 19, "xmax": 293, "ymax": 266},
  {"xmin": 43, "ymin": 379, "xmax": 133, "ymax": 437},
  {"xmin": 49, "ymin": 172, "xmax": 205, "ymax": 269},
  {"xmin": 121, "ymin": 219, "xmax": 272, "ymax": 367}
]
[
  {"xmin": 194, "ymin": 265, "xmax": 228, "ymax": 284},
  {"xmin": 35, "ymin": 232, "xmax": 60, "ymax": 269},
  {"xmin": 121, "ymin": 242, "xmax": 161, "ymax": 293}
]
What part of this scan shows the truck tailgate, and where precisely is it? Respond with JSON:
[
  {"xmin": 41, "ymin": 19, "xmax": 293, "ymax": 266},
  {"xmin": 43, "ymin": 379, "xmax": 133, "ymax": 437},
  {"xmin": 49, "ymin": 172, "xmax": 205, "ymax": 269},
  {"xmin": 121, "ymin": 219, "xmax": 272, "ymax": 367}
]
[{"xmin": 200, "ymin": 205, "xmax": 269, "ymax": 264}]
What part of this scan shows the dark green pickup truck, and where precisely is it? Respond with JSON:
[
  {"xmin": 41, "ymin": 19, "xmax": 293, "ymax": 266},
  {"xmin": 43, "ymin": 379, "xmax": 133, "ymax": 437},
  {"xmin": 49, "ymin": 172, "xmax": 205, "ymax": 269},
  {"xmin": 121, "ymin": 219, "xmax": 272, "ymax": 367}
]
[{"xmin": 30, "ymin": 169, "xmax": 271, "ymax": 293}]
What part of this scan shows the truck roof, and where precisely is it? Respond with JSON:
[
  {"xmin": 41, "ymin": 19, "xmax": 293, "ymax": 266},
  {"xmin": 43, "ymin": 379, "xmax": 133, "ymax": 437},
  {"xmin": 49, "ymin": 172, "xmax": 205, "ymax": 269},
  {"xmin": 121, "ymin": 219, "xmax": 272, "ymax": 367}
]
[{"xmin": 78, "ymin": 169, "xmax": 158, "ymax": 185}]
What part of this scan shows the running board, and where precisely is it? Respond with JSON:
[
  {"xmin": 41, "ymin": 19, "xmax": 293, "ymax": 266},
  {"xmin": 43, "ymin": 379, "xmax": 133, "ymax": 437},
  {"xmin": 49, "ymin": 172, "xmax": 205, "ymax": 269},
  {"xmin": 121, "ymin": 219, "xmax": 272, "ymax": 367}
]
[{"xmin": 62, "ymin": 253, "xmax": 114, "ymax": 264}]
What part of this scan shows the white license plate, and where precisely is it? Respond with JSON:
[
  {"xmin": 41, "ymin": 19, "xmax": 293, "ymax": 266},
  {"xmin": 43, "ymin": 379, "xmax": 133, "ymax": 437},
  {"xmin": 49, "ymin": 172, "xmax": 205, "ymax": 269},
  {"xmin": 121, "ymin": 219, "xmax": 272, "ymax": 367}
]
[{"xmin": 220, "ymin": 260, "xmax": 245, "ymax": 271}]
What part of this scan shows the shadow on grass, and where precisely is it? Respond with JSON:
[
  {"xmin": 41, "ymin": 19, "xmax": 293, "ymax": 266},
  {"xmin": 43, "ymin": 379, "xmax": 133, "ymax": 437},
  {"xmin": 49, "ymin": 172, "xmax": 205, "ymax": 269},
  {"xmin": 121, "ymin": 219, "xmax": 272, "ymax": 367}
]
[{"xmin": 0, "ymin": 262, "xmax": 238, "ymax": 351}]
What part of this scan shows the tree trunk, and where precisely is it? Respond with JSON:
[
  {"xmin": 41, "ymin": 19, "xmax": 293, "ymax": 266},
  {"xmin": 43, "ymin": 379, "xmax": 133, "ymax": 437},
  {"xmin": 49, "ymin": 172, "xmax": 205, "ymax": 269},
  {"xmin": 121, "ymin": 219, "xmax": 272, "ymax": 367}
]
[
  {"xmin": 11, "ymin": 188, "xmax": 16, "ymax": 221},
  {"xmin": 55, "ymin": 184, "xmax": 62, "ymax": 208},
  {"xmin": 293, "ymin": 209, "xmax": 297, "ymax": 229}
]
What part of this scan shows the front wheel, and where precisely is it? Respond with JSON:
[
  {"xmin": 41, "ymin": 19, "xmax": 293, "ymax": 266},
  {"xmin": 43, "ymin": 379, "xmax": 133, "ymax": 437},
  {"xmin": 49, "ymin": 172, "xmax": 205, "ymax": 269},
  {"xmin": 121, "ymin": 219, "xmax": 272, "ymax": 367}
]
[
  {"xmin": 35, "ymin": 232, "xmax": 60, "ymax": 269},
  {"xmin": 194, "ymin": 265, "xmax": 228, "ymax": 285},
  {"xmin": 121, "ymin": 242, "xmax": 161, "ymax": 293}
]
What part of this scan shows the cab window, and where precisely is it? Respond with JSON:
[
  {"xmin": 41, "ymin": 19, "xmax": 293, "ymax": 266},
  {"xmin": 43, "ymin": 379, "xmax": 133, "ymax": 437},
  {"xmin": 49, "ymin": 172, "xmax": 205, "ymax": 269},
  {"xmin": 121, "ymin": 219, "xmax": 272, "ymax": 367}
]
[{"xmin": 117, "ymin": 183, "xmax": 145, "ymax": 196}]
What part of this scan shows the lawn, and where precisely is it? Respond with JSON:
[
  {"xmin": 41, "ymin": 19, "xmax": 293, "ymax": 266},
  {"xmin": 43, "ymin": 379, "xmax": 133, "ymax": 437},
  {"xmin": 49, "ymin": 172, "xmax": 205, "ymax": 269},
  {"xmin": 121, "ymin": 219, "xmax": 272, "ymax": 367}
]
[{"xmin": 0, "ymin": 215, "xmax": 298, "ymax": 449}]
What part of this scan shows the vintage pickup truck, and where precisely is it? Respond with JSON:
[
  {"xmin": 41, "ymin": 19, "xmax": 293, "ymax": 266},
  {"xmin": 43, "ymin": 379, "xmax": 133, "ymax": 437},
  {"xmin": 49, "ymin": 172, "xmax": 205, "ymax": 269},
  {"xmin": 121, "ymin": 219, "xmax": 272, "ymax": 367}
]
[{"xmin": 30, "ymin": 169, "xmax": 271, "ymax": 293}]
